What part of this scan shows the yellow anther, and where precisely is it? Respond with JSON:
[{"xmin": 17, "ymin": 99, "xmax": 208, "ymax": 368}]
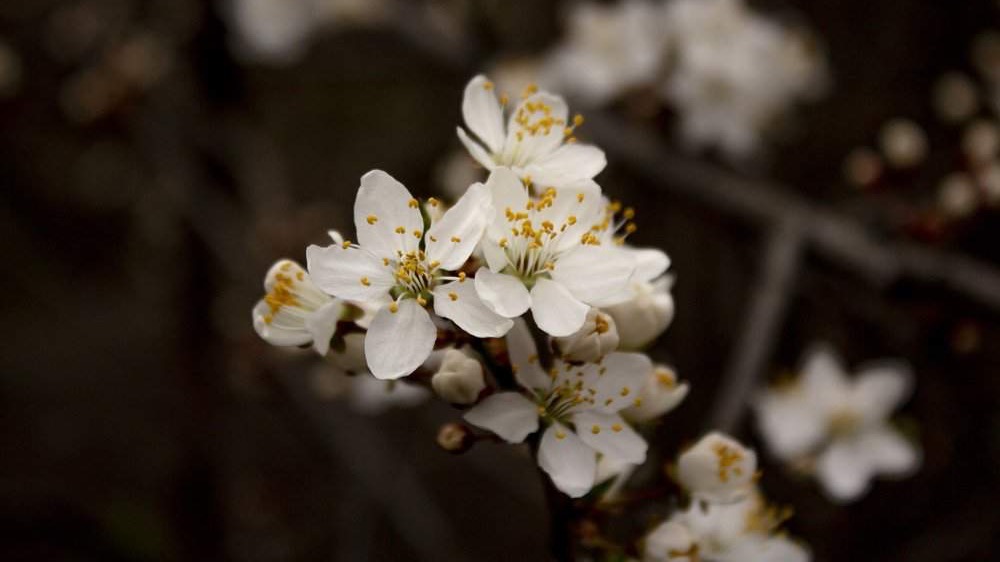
[
  {"xmin": 429, "ymin": 235, "xmax": 438, "ymax": 242},
  {"xmin": 633, "ymin": 398, "xmax": 642, "ymax": 407},
  {"xmin": 408, "ymin": 198, "xmax": 419, "ymax": 208},
  {"xmin": 263, "ymin": 313, "xmax": 273, "ymax": 324},
  {"xmin": 522, "ymin": 83, "xmax": 538, "ymax": 98},
  {"xmin": 389, "ymin": 302, "xmax": 399, "ymax": 313},
  {"xmin": 383, "ymin": 257, "xmax": 391, "ymax": 266},
  {"xmin": 605, "ymin": 398, "xmax": 614, "ymax": 406},
  {"xmin": 458, "ymin": 271, "xmax": 467, "ymax": 282},
  {"xmin": 296, "ymin": 271, "xmax": 304, "ymax": 281},
  {"xmin": 413, "ymin": 229, "xmax": 422, "ymax": 238},
  {"xmin": 429, "ymin": 260, "xmax": 440, "ymax": 269},
  {"xmin": 573, "ymin": 114, "xmax": 585, "ymax": 126},
  {"xmin": 394, "ymin": 226, "xmax": 406, "ymax": 234},
  {"xmin": 555, "ymin": 430, "xmax": 567, "ymax": 440},
  {"xmin": 366, "ymin": 215, "xmax": 379, "ymax": 225},
  {"xmin": 591, "ymin": 425, "xmax": 601, "ymax": 435},
  {"xmin": 577, "ymin": 193, "xmax": 585, "ymax": 203},
  {"xmin": 482, "ymin": 80, "xmax": 494, "ymax": 91},
  {"xmin": 625, "ymin": 223, "xmax": 637, "ymax": 234},
  {"xmin": 611, "ymin": 424, "xmax": 623, "ymax": 433},
  {"xmin": 428, "ymin": 197, "xmax": 440, "ymax": 207},
  {"xmin": 498, "ymin": 237, "xmax": 509, "ymax": 248},
  {"xmin": 450, "ymin": 236, "xmax": 462, "ymax": 243},
  {"xmin": 499, "ymin": 93, "xmax": 509, "ymax": 106},
  {"xmin": 620, "ymin": 387, "xmax": 631, "ymax": 397},
  {"xmin": 360, "ymin": 277, "xmax": 371, "ymax": 286},
  {"xmin": 623, "ymin": 207, "xmax": 635, "ymax": 220},
  {"xmin": 416, "ymin": 296, "xmax": 427, "ymax": 306},
  {"xmin": 279, "ymin": 261, "xmax": 293, "ymax": 271},
  {"xmin": 448, "ymin": 292, "xmax": 458, "ymax": 301}
]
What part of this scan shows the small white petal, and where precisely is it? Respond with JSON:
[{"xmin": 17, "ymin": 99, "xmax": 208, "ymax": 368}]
[
  {"xmin": 354, "ymin": 170, "xmax": 423, "ymax": 257},
  {"xmin": 252, "ymin": 300, "xmax": 312, "ymax": 346},
  {"xmin": 631, "ymin": 248, "xmax": 671, "ymax": 283},
  {"xmin": 588, "ymin": 352, "xmax": 653, "ymax": 414},
  {"xmin": 485, "ymin": 167, "xmax": 530, "ymax": 240},
  {"xmin": 551, "ymin": 245, "xmax": 635, "ymax": 306},
  {"xmin": 474, "ymin": 268, "xmax": 531, "ymax": 318},
  {"xmin": 529, "ymin": 278, "xmax": 589, "ymax": 337},
  {"xmin": 724, "ymin": 535, "xmax": 811, "ymax": 562},
  {"xmin": 857, "ymin": 425, "xmax": 920, "ymax": 476},
  {"xmin": 306, "ymin": 244, "xmax": 394, "ymax": 301},
  {"xmin": 816, "ymin": 437, "xmax": 874, "ymax": 503},
  {"xmin": 800, "ymin": 345, "xmax": 851, "ymax": 408},
  {"xmin": 643, "ymin": 521, "xmax": 696, "ymax": 562},
  {"xmin": 529, "ymin": 143, "xmax": 607, "ymax": 186},
  {"xmin": 463, "ymin": 392, "xmax": 539, "ymax": 443},
  {"xmin": 461, "ymin": 75, "xmax": 506, "ymax": 153},
  {"xmin": 425, "ymin": 182, "xmax": 490, "ymax": 270},
  {"xmin": 433, "ymin": 279, "xmax": 513, "ymax": 338},
  {"xmin": 502, "ymin": 92, "xmax": 568, "ymax": 163},
  {"xmin": 457, "ymin": 127, "xmax": 497, "ymax": 170},
  {"xmin": 753, "ymin": 388, "xmax": 827, "ymax": 461},
  {"xmin": 538, "ymin": 422, "xmax": 597, "ymax": 498},
  {"xmin": 306, "ymin": 300, "xmax": 345, "ymax": 355},
  {"xmin": 676, "ymin": 432, "xmax": 757, "ymax": 504},
  {"xmin": 364, "ymin": 299, "xmax": 437, "ymax": 380},
  {"xmin": 853, "ymin": 361, "xmax": 913, "ymax": 424},
  {"xmin": 505, "ymin": 318, "xmax": 551, "ymax": 391},
  {"xmin": 572, "ymin": 411, "xmax": 647, "ymax": 464}
]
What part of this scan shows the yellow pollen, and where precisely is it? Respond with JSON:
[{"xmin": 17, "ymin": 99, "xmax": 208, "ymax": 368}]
[
  {"xmin": 448, "ymin": 292, "xmax": 458, "ymax": 301},
  {"xmin": 623, "ymin": 207, "xmax": 635, "ymax": 220},
  {"xmin": 394, "ymin": 226, "xmax": 406, "ymax": 234},
  {"xmin": 279, "ymin": 262, "xmax": 292, "ymax": 271},
  {"xmin": 499, "ymin": 93, "xmax": 509, "ymax": 106},
  {"xmin": 555, "ymin": 430, "xmax": 567, "ymax": 440},
  {"xmin": 567, "ymin": 215, "xmax": 577, "ymax": 225},
  {"xmin": 591, "ymin": 425, "xmax": 601, "ymax": 434},
  {"xmin": 382, "ymin": 257, "xmax": 390, "ymax": 266},
  {"xmin": 620, "ymin": 387, "xmax": 630, "ymax": 397},
  {"xmin": 389, "ymin": 302, "xmax": 399, "ymax": 313},
  {"xmin": 416, "ymin": 296, "xmax": 427, "ymax": 306},
  {"xmin": 413, "ymin": 229, "xmax": 422, "ymax": 238},
  {"xmin": 522, "ymin": 83, "xmax": 538, "ymax": 98},
  {"xmin": 577, "ymin": 193, "xmax": 585, "ymax": 203},
  {"xmin": 428, "ymin": 197, "xmax": 440, "ymax": 207},
  {"xmin": 366, "ymin": 215, "xmax": 378, "ymax": 225},
  {"xmin": 450, "ymin": 236, "xmax": 462, "ymax": 243},
  {"xmin": 360, "ymin": 277, "xmax": 370, "ymax": 286},
  {"xmin": 296, "ymin": 271, "xmax": 304, "ymax": 281},
  {"xmin": 408, "ymin": 198, "xmax": 419, "ymax": 208},
  {"xmin": 429, "ymin": 260, "xmax": 440, "ymax": 269},
  {"xmin": 499, "ymin": 237, "xmax": 509, "ymax": 248},
  {"xmin": 573, "ymin": 114, "xmax": 584, "ymax": 126},
  {"xmin": 611, "ymin": 424, "xmax": 623, "ymax": 433},
  {"xmin": 633, "ymin": 398, "xmax": 642, "ymax": 407},
  {"xmin": 605, "ymin": 398, "xmax": 614, "ymax": 406},
  {"xmin": 594, "ymin": 314, "xmax": 609, "ymax": 334},
  {"xmin": 482, "ymin": 80, "xmax": 494, "ymax": 91},
  {"xmin": 458, "ymin": 272, "xmax": 467, "ymax": 282},
  {"xmin": 342, "ymin": 240, "xmax": 352, "ymax": 249}
]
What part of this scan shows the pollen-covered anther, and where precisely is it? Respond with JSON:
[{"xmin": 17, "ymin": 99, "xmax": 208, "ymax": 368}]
[
  {"xmin": 427, "ymin": 197, "xmax": 440, "ymax": 207},
  {"xmin": 366, "ymin": 215, "xmax": 378, "ymax": 225},
  {"xmin": 394, "ymin": 226, "xmax": 406, "ymax": 234},
  {"xmin": 360, "ymin": 277, "xmax": 371, "ymax": 286},
  {"xmin": 448, "ymin": 292, "xmax": 458, "ymax": 301},
  {"xmin": 611, "ymin": 424, "xmax": 623, "ymax": 433},
  {"xmin": 389, "ymin": 302, "xmax": 399, "ymax": 313},
  {"xmin": 341, "ymin": 239, "xmax": 352, "ymax": 249},
  {"xmin": 408, "ymin": 198, "xmax": 419, "ymax": 208},
  {"xmin": 591, "ymin": 425, "xmax": 601, "ymax": 434},
  {"xmin": 620, "ymin": 387, "xmax": 631, "ymax": 397},
  {"xmin": 416, "ymin": 296, "xmax": 428, "ymax": 306},
  {"xmin": 450, "ymin": 236, "xmax": 462, "ymax": 243}
]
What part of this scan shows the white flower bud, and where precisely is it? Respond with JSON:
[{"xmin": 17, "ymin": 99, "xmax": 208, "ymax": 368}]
[
  {"xmin": 938, "ymin": 173, "xmax": 978, "ymax": 218},
  {"xmin": 555, "ymin": 308, "xmax": 620, "ymax": 362},
  {"xmin": 623, "ymin": 365, "xmax": 689, "ymax": 423},
  {"xmin": 962, "ymin": 119, "xmax": 1000, "ymax": 165},
  {"xmin": 431, "ymin": 348, "xmax": 486, "ymax": 405},
  {"xmin": 604, "ymin": 276, "xmax": 675, "ymax": 349},
  {"xmin": 879, "ymin": 118, "xmax": 927, "ymax": 169},
  {"xmin": 643, "ymin": 521, "xmax": 696, "ymax": 562},
  {"xmin": 676, "ymin": 432, "xmax": 757, "ymax": 504}
]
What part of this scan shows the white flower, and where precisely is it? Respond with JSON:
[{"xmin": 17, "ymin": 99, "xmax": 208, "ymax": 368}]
[
  {"xmin": 464, "ymin": 319, "xmax": 649, "ymax": 497},
  {"xmin": 431, "ymin": 348, "xmax": 486, "ymax": 405},
  {"xmin": 555, "ymin": 307, "xmax": 620, "ymax": 363},
  {"xmin": 753, "ymin": 345, "xmax": 920, "ymax": 503},
  {"xmin": 473, "ymin": 168, "xmax": 636, "ymax": 337},
  {"xmin": 252, "ymin": 259, "xmax": 345, "ymax": 355},
  {"xmin": 676, "ymin": 432, "xmax": 757, "ymax": 504},
  {"xmin": 603, "ymin": 249, "xmax": 675, "ymax": 349},
  {"xmin": 643, "ymin": 492, "xmax": 810, "ymax": 562},
  {"xmin": 623, "ymin": 364, "xmax": 689, "ymax": 423},
  {"xmin": 544, "ymin": 0, "xmax": 668, "ymax": 106},
  {"xmin": 308, "ymin": 170, "xmax": 513, "ymax": 379},
  {"xmin": 457, "ymin": 75, "xmax": 606, "ymax": 187}
]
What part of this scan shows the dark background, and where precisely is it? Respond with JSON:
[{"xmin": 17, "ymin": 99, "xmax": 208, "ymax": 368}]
[{"xmin": 2, "ymin": 0, "xmax": 999, "ymax": 560}]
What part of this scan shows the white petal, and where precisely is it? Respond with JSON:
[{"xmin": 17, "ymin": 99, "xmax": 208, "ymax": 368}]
[
  {"xmin": 252, "ymin": 300, "xmax": 312, "ymax": 346},
  {"xmin": 475, "ymin": 268, "xmax": 531, "ymax": 317},
  {"xmin": 425, "ymin": 182, "xmax": 490, "ymax": 270},
  {"xmin": 306, "ymin": 244, "xmax": 394, "ymax": 301},
  {"xmin": 485, "ymin": 167, "xmax": 529, "ymax": 240},
  {"xmin": 538, "ymin": 422, "xmax": 597, "ymax": 498},
  {"xmin": 551, "ymin": 245, "xmax": 635, "ymax": 306},
  {"xmin": 505, "ymin": 318, "xmax": 551, "ymax": 391},
  {"xmin": 644, "ymin": 521, "xmax": 696, "ymax": 562},
  {"xmin": 816, "ymin": 438, "xmax": 874, "ymax": 503},
  {"xmin": 587, "ymin": 352, "xmax": 653, "ymax": 414},
  {"xmin": 503, "ymin": 92, "xmax": 568, "ymax": 164},
  {"xmin": 461, "ymin": 75, "xmax": 506, "ymax": 153},
  {"xmin": 857, "ymin": 425, "xmax": 920, "ymax": 476},
  {"xmin": 433, "ymin": 279, "xmax": 513, "ymax": 338},
  {"xmin": 753, "ymin": 389, "xmax": 827, "ymax": 460},
  {"xmin": 852, "ymin": 361, "xmax": 913, "ymax": 424},
  {"xmin": 481, "ymin": 240, "xmax": 509, "ymax": 272},
  {"xmin": 354, "ymin": 170, "xmax": 423, "ymax": 257},
  {"xmin": 306, "ymin": 300, "xmax": 344, "ymax": 355},
  {"xmin": 457, "ymin": 126, "xmax": 497, "ymax": 170},
  {"xmin": 631, "ymin": 248, "xmax": 671, "ymax": 283},
  {"xmin": 529, "ymin": 278, "xmax": 589, "ymax": 336},
  {"xmin": 529, "ymin": 143, "xmax": 607, "ymax": 186},
  {"xmin": 572, "ymin": 412, "xmax": 647, "ymax": 464},
  {"xmin": 534, "ymin": 180, "xmax": 603, "ymax": 252},
  {"xmin": 463, "ymin": 392, "xmax": 539, "ymax": 443},
  {"xmin": 364, "ymin": 299, "xmax": 437, "ymax": 380},
  {"xmin": 676, "ymin": 432, "xmax": 757, "ymax": 504},
  {"xmin": 724, "ymin": 536, "xmax": 811, "ymax": 562},
  {"xmin": 800, "ymin": 344, "xmax": 851, "ymax": 408}
]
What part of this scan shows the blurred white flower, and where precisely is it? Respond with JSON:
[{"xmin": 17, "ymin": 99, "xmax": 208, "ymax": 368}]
[
  {"xmin": 662, "ymin": 0, "xmax": 827, "ymax": 159},
  {"xmin": 252, "ymin": 259, "xmax": 345, "ymax": 355},
  {"xmin": 431, "ymin": 348, "xmax": 487, "ymax": 405},
  {"xmin": 623, "ymin": 364, "xmax": 688, "ymax": 423},
  {"xmin": 932, "ymin": 72, "xmax": 979, "ymax": 124},
  {"xmin": 349, "ymin": 375, "xmax": 431, "ymax": 415},
  {"xmin": 754, "ymin": 345, "xmax": 920, "ymax": 503},
  {"xmin": 644, "ymin": 491, "xmax": 809, "ymax": 562},
  {"xmin": 676, "ymin": 432, "xmax": 757, "ymax": 504},
  {"xmin": 474, "ymin": 168, "xmax": 635, "ymax": 337},
  {"xmin": 464, "ymin": 319, "xmax": 649, "ymax": 497},
  {"xmin": 555, "ymin": 307, "xmax": 620, "ymax": 363},
  {"xmin": 938, "ymin": 173, "xmax": 979, "ymax": 219},
  {"xmin": 603, "ymin": 249, "xmax": 674, "ymax": 349},
  {"xmin": 308, "ymin": 170, "xmax": 511, "ymax": 379},
  {"xmin": 962, "ymin": 118, "xmax": 1000, "ymax": 165},
  {"xmin": 545, "ymin": 0, "xmax": 668, "ymax": 106},
  {"xmin": 879, "ymin": 118, "xmax": 928, "ymax": 169},
  {"xmin": 457, "ymin": 75, "xmax": 607, "ymax": 187}
]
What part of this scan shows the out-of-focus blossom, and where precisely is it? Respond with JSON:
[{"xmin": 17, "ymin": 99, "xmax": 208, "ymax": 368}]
[
  {"xmin": 879, "ymin": 118, "xmax": 928, "ymax": 169},
  {"xmin": 932, "ymin": 72, "xmax": 979, "ymax": 123},
  {"xmin": 545, "ymin": 0, "xmax": 668, "ymax": 106},
  {"xmin": 938, "ymin": 173, "xmax": 979, "ymax": 218},
  {"xmin": 676, "ymin": 432, "xmax": 757, "ymax": 504},
  {"xmin": 842, "ymin": 147, "xmax": 884, "ymax": 188},
  {"xmin": 431, "ymin": 347, "xmax": 486, "ymax": 405},
  {"xmin": 978, "ymin": 162, "xmax": 1000, "ymax": 203},
  {"xmin": 436, "ymin": 149, "xmax": 484, "ymax": 201},
  {"xmin": 754, "ymin": 345, "xmax": 920, "ymax": 503},
  {"xmin": 0, "ymin": 40, "xmax": 22, "ymax": 98},
  {"xmin": 464, "ymin": 319, "xmax": 649, "ymax": 497},
  {"xmin": 252, "ymin": 259, "xmax": 345, "ymax": 355},
  {"xmin": 349, "ymin": 375, "xmax": 430, "ymax": 415},
  {"xmin": 643, "ymin": 491, "xmax": 809, "ymax": 562},
  {"xmin": 555, "ymin": 307, "xmax": 620, "ymax": 363},
  {"xmin": 308, "ymin": 170, "xmax": 510, "ymax": 379},
  {"xmin": 457, "ymin": 75, "xmax": 607, "ymax": 187},
  {"xmin": 474, "ymin": 168, "xmax": 634, "ymax": 337},
  {"xmin": 623, "ymin": 364, "xmax": 688, "ymax": 423},
  {"xmin": 962, "ymin": 119, "xmax": 1000, "ymax": 165}
]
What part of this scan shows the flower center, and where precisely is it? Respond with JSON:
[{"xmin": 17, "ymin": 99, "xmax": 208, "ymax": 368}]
[
  {"xmin": 827, "ymin": 408, "xmax": 861, "ymax": 437},
  {"xmin": 391, "ymin": 249, "xmax": 439, "ymax": 302}
]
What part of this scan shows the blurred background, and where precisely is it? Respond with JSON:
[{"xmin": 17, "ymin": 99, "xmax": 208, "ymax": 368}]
[{"xmin": 2, "ymin": 0, "xmax": 1000, "ymax": 560}]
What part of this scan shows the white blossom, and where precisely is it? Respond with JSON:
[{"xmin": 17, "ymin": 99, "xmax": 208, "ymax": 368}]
[
  {"xmin": 308, "ymin": 170, "xmax": 511, "ymax": 379},
  {"xmin": 603, "ymin": 247, "xmax": 675, "ymax": 349},
  {"xmin": 431, "ymin": 348, "xmax": 487, "ymax": 405},
  {"xmin": 464, "ymin": 319, "xmax": 649, "ymax": 497},
  {"xmin": 623, "ymin": 364, "xmax": 689, "ymax": 423},
  {"xmin": 457, "ymin": 75, "xmax": 606, "ymax": 187},
  {"xmin": 544, "ymin": 0, "xmax": 668, "ymax": 106},
  {"xmin": 676, "ymin": 432, "xmax": 757, "ymax": 504},
  {"xmin": 252, "ymin": 259, "xmax": 345, "ymax": 355},
  {"xmin": 555, "ymin": 307, "xmax": 620, "ymax": 363},
  {"xmin": 643, "ymin": 492, "xmax": 810, "ymax": 562},
  {"xmin": 753, "ymin": 345, "xmax": 920, "ymax": 503},
  {"xmin": 474, "ymin": 167, "xmax": 636, "ymax": 337}
]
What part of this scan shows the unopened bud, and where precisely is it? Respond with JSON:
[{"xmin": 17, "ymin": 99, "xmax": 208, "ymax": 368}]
[
  {"xmin": 431, "ymin": 348, "xmax": 486, "ymax": 405},
  {"xmin": 436, "ymin": 422, "xmax": 473, "ymax": 454},
  {"xmin": 676, "ymin": 432, "xmax": 757, "ymax": 504},
  {"xmin": 555, "ymin": 308, "xmax": 619, "ymax": 362},
  {"xmin": 604, "ymin": 276, "xmax": 675, "ymax": 349}
]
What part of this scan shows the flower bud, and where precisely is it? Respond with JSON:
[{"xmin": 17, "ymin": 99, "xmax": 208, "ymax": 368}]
[
  {"xmin": 555, "ymin": 308, "xmax": 620, "ymax": 362},
  {"xmin": 643, "ymin": 521, "xmax": 696, "ymax": 562},
  {"xmin": 676, "ymin": 432, "xmax": 757, "ymax": 504},
  {"xmin": 604, "ymin": 276, "xmax": 675, "ymax": 349},
  {"xmin": 623, "ymin": 364, "xmax": 689, "ymax": 423},
  {"xmin": 436, "ymin": 422, "xmax": 474, "ymax": 454},
  {"xmin": 431, "ymin": 348, "xmax": 486, "ymax": 405}
]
